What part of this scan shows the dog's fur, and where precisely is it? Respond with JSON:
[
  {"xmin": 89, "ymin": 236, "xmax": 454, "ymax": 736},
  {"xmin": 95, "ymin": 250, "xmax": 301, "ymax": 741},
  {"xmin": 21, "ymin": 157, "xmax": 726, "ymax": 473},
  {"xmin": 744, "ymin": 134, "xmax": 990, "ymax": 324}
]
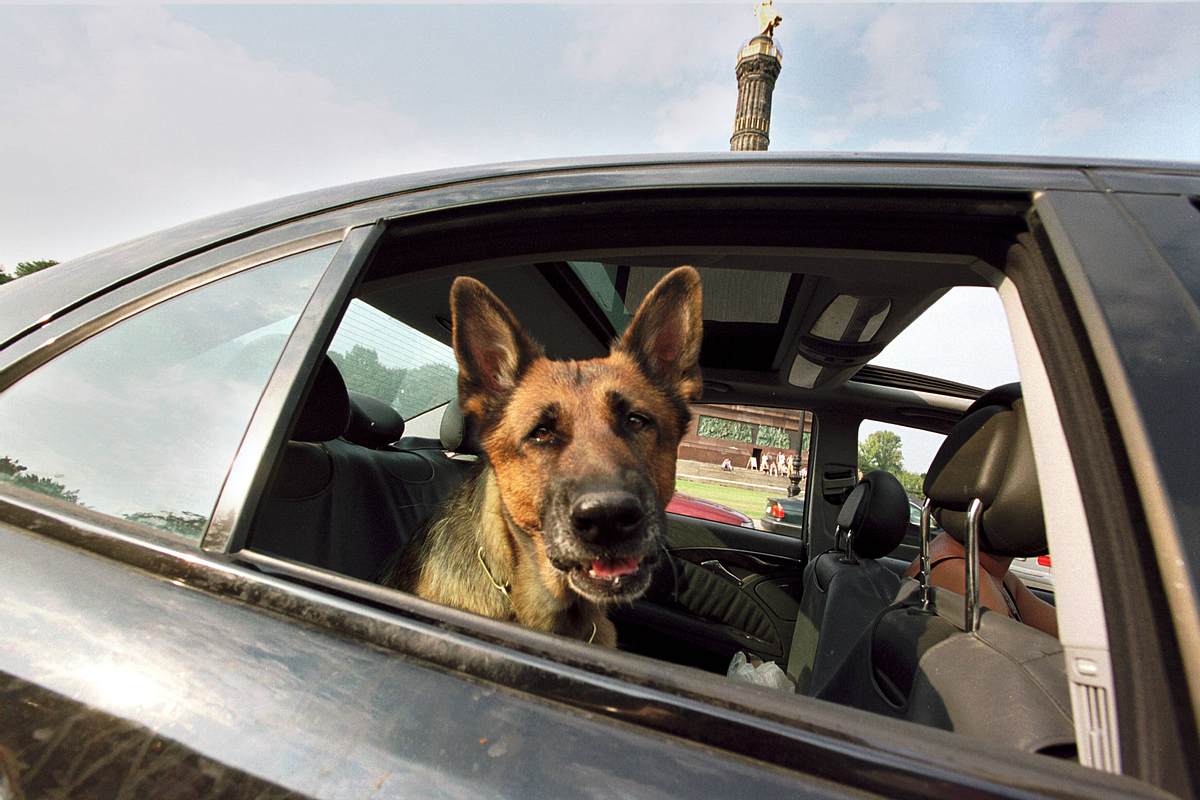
[{"xmin": 382, "ymin": 266, "xmax": 703, "ymax": 646}]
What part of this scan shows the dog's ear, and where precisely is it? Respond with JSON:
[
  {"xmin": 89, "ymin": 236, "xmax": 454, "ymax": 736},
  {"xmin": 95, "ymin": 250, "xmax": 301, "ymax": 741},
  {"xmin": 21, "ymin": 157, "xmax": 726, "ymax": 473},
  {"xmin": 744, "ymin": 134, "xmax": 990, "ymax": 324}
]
[
  {"xmin": 618, "ymin": 266, "xmax": 703, "ymax": 401},
  {"xmin": 450, "ymin": 277, "xmax": 542, "ymax": 416}
]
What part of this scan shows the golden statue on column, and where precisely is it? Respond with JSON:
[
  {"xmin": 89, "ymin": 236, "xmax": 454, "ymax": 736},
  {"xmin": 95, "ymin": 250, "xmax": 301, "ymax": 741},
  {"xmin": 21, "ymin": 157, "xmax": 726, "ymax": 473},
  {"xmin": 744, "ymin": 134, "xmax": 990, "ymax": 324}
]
[{"xmin": 755, "ymin": 0, "xmax": 782, "ymax": 37}]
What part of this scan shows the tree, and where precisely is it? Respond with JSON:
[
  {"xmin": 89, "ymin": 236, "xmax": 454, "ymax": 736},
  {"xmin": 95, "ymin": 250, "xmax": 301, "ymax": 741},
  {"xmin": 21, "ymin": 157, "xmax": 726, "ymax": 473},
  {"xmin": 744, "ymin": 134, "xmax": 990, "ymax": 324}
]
[
  {"xmin": 329, "ymin": 345, "xmax": 407, "ymax": 407},
  {"xmin": 896, "ymin": 470, "xmax": 926, "ymax": 497},
  {"xmin": 1, "ymin": 259, "xmax": 59, "ymax": 285},
  {"xmin": 125, "ymin": 510, "xmax": 207, "ymax": 539},
  {"xmin": 858, "ymin": 430, "xmax": 904, "ymax": 476},
  {"xmin": 395, "ymin": 362, "xmax": 458, "ymax": 419},
  {"xmin": 696, "ymin": 415, "xmax": 754, "ymax": 443},
  {"xmin": 15, "ymin": 260, "xmax": 58, "ymax": 277},
  {"xmin": 0, "ymin": 456, "xmax": 81, "ymax": 504}
]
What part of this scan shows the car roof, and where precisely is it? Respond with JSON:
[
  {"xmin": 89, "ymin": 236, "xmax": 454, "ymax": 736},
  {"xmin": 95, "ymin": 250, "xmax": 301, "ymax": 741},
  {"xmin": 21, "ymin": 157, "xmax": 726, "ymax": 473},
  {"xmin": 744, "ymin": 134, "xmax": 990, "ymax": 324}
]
[{"xmin": 3, "ymin": 151, "xmax": 1198, "ymax": 350}]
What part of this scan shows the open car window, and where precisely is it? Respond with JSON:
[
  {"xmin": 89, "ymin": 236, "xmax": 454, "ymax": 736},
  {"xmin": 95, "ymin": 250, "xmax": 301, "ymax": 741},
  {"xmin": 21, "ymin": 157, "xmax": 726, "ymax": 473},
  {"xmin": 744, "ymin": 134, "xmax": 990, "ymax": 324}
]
[
  {"xmin": 671, "ymin": 402, "xmax": 812, "ymax": 534},
  {"xmin": 244, "ymin": 239, "xmax": 1086, "ymax": 758}
]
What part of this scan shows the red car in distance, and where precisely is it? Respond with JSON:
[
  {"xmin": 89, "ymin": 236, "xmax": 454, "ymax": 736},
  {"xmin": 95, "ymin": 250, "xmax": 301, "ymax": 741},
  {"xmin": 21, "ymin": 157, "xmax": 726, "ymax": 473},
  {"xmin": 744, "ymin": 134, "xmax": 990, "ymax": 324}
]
[{"xmin": 667, "ymin": 492, "xmax": 755, "ymax": 528}]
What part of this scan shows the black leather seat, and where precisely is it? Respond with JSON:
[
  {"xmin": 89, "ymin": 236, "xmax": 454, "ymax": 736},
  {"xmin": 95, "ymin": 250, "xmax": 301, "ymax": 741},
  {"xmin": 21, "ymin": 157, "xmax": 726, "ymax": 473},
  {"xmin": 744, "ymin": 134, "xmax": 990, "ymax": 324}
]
[
  {"xmin": 815, "ymin": 384, "xmax": 1075, "ymax": 754},
  {"xmin": 788, "ymin": 470, "xmax": 909, "ymax": 695},
  {"xmin": 248, "ymin": 357, "xmax": 470, "ymax": 581}
]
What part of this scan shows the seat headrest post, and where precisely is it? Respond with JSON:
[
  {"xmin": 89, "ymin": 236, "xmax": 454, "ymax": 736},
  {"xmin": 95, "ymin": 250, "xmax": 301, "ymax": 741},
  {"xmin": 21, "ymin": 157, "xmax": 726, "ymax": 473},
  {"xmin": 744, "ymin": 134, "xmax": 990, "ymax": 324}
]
[
  {"xmin": 832, "ymin": 525, "xmax": 856, "ymax": 564},
  {"xmin": 918, "ymin": 497, "xmax": 933, "ymax": 611},
  {"xmin": 965, "ymin": 497, "xmax": 983, "ymax": 634}
]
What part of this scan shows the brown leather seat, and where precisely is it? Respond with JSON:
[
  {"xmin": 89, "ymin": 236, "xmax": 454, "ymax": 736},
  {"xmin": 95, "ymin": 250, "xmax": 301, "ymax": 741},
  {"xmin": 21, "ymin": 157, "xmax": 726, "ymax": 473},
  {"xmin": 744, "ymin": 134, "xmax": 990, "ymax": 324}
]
[{"xmin": 905, "ymin": 531, "xmax": 1058, "ymax": 637}]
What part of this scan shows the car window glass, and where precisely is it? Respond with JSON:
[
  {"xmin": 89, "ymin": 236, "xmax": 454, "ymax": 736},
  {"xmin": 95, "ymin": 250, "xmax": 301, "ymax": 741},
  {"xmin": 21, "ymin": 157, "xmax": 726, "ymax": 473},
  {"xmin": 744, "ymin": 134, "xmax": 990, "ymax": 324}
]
[
  {"xmin": 857, "ymin": 419, "xmax": 946, "ymax": 510},
  {"xmin": 327, "ymin": 298, "xmax": 457, "ymax": 420},
  {"xmin": 0, "ymin": 245, "xmax": 336, "ymax": 540},
  {"xmin": 870, "ymin": 287, "xmax": 1019, "ymax": 389},
  {"xmin": 672, "ymin": 402, "xmax": 813, "ymax": 533}
]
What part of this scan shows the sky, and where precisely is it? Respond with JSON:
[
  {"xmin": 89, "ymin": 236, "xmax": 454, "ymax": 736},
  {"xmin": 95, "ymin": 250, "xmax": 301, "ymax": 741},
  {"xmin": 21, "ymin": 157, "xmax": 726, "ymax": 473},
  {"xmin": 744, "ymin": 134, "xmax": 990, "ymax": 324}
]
[
  {"xmin": 1, "ymin": 2, "xmax": 1195, "ymax": 474},
  {"xmin": 2, "ymin": 2, "xmax": 1197, "ymax": 270}
]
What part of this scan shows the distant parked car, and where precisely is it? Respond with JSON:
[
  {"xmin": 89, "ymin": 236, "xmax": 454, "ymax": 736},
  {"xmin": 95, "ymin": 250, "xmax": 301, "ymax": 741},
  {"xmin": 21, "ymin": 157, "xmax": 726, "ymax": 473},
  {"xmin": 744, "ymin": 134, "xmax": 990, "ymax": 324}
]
[
  {"xmin": 668, "ymin": 492, "xmax": 755, "ymax": 528},
  {"xmin": 761, "ymin": 494, "xmax": 805, "ymax": 535},
  {"xmin": 1011, "ymin": 554, "xmax": 1055, "ymax": 593}
]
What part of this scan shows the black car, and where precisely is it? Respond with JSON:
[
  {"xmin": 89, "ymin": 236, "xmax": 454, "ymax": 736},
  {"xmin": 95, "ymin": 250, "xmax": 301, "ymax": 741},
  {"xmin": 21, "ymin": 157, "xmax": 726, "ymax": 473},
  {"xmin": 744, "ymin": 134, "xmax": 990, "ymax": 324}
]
[{"xmin": 1, "ymin": 154, "xmax": 1197, "ymax": 798}]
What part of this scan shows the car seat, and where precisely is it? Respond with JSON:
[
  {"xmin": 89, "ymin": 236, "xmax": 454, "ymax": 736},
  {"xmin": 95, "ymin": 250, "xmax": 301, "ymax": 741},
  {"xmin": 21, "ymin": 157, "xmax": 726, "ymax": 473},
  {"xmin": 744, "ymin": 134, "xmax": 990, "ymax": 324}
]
[
  {"xmin": 815, "ymin": 384, "xmax": 1075, "ymax": 754},
  {"xmin": 248, "ymin": 356, "xmax": 469, "ymax": 580},
  {"xmin": 787, "ymin": 469, "xmax": 909, "ymax": 695}
]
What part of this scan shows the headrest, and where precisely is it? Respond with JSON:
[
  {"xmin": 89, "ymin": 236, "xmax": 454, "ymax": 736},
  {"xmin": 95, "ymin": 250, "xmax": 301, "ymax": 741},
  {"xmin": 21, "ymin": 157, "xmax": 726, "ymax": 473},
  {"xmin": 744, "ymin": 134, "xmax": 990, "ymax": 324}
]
[
  {"xmin": 923, "ymin": 383, "xmax": 1047, "ymax": 557},
  {"xmin": 836, "ymin": 470, "xmax": 909, "ymax": 559},
  {"xmin": 965, "ymin": 382, "xmax": 1023, "ymax": 416},
  {"xmin": 292, "ymin": 356, "xmax": 350, "ymax": 443},
  {"xmin": 439, "ymin": 398, "xmax": 481, "ymax": 454},
  {"xmin": 346, "ymin": 391, "xmax": 405, "ymax": 448}
]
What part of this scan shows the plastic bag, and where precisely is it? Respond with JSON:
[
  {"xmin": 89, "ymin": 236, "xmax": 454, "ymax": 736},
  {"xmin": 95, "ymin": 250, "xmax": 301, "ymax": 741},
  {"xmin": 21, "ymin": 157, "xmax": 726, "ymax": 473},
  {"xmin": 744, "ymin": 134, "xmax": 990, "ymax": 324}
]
[{"xmin": 726, "ymin": 651, "xmax": 795, "ymax": 691}]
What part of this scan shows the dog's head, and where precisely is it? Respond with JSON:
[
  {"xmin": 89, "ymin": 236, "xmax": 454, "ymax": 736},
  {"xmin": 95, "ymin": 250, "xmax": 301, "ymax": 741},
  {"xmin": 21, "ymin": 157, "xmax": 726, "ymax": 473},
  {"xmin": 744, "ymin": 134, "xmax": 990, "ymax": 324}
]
[{"xmin": 451, "ymin": 266, "xmax": 703, "ymax": 605}]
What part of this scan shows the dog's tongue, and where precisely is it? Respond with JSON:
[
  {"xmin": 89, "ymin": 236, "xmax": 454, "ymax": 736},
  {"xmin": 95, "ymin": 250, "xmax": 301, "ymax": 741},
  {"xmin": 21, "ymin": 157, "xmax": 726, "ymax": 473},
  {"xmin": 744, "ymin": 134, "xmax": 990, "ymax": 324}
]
[{"xmin": 590, "ymin": 557, "xmax": 641, "ymax": 578}]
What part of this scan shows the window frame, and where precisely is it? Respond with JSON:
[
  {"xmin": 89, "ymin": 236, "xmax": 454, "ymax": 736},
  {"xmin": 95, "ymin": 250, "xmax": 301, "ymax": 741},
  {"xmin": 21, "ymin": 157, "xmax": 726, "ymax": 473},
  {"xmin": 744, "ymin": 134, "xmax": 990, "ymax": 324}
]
[
  {"xmin": 202, "ymin": 223, "xmax": 383, "ymax": 553},
  {"xmin": 0, "ymin": 227, "xmax": 347, "ymax": 388}
]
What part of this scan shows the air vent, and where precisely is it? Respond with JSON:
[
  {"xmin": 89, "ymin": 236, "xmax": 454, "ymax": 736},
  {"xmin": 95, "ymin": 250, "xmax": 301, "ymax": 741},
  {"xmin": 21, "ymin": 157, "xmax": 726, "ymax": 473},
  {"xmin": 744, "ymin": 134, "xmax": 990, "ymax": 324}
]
[
  {"xmin": 1068, "ymin": 651, "xmax": 1121, "ymax": 773},
  {"xmin": 1072, "ymin": 682, "xmax": 1119, "ymax": 771}
]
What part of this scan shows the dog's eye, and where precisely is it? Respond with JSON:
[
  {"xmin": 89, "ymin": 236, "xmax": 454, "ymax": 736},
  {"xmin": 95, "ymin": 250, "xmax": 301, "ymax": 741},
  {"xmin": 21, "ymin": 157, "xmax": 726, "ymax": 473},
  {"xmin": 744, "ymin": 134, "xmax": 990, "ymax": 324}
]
[
  {"xmin": 529, "ymin": 425, "xmax": 556, "ymax": 444},
  {"xmin": 625, "ymin": 413, "xmax": 653, "ymax": 432}
]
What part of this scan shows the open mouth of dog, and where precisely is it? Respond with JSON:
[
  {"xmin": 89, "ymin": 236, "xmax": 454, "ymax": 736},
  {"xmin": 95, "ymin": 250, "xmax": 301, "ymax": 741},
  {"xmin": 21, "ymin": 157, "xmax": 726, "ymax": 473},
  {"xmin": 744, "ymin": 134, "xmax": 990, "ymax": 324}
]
[{"xmin": 555, "ymin": 549, "xmax": 658, "ymax": 603}]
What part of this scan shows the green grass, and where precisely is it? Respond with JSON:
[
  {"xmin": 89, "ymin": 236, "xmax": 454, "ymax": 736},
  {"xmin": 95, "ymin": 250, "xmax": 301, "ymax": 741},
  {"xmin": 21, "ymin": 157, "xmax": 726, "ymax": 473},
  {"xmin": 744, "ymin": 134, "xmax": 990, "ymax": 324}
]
[{"xmin": 674, "ymin": 478, "xmax": 776, "ymax": 520}]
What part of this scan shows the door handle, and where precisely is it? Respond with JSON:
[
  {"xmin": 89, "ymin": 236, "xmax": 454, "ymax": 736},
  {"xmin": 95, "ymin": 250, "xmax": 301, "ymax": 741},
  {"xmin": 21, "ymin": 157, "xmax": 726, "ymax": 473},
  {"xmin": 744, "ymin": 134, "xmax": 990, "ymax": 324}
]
[{"xmin": 701, "ymin": 559, "xmax": 744, "ymax": 587}]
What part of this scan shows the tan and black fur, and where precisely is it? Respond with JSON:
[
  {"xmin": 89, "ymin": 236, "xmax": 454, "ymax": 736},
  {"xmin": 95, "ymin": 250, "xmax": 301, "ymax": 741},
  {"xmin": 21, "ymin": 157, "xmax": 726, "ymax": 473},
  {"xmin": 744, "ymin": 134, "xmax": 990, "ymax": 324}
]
[{"xmin": 383, "ymin": 266, "xmax": 703, "ymax": 646}]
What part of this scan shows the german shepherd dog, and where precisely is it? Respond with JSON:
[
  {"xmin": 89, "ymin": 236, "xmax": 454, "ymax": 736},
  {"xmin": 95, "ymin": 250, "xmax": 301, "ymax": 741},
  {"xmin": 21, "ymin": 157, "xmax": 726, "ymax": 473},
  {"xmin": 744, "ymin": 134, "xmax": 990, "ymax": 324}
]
[{"xmin": 382, "ymin": 267, "xmax": 702, "ymax": 646}]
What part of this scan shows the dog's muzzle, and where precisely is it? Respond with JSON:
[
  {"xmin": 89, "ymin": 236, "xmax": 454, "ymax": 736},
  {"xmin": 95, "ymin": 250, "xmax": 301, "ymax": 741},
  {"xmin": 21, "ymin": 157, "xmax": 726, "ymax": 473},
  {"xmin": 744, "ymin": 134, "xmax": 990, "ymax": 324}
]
[
  {"xmin": 570, "ymin": 490, "xmax": 646, "ymax": 545},
  {"xmin": 545, "ymin": 481, "xmax": 662, "ymax": 604}
]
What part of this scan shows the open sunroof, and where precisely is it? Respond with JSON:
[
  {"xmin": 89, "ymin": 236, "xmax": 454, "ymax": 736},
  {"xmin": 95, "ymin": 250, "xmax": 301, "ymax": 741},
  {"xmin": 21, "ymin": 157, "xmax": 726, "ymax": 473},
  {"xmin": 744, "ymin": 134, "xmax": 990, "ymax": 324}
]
[{"xmin": 564, "ymin": 261, "xmax": 802, "ymax": 372}]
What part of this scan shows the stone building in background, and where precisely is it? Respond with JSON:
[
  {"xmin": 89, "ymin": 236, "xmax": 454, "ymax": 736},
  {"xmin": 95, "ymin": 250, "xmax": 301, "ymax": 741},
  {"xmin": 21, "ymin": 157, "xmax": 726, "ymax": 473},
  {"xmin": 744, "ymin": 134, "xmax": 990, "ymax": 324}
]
[{"xmin": 678, "ymin": 403, "xmax": 812, "ymax": 470}]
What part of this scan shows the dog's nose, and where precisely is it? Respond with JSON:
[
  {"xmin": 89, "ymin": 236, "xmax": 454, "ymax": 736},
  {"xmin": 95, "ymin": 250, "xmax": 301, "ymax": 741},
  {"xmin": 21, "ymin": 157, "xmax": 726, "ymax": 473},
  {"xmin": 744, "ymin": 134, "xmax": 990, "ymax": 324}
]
[{"xmin": 570, "ymin": 491, "xmax": 645, "ymax": 544}]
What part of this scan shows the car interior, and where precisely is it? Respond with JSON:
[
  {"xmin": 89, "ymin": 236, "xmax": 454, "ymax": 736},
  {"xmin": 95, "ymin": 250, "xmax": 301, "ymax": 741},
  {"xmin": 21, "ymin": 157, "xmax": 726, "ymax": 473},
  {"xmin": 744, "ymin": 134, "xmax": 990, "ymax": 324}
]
[{"xmin": 242, "ymin": 189, "xmax": 1078, "ymax": 760}]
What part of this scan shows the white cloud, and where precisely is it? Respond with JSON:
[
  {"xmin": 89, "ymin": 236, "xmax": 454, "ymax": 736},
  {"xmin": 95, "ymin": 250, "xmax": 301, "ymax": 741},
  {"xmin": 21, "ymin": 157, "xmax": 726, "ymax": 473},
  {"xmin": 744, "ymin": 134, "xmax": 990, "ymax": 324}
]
[
  {"xmin": 868, "ymin": 132, "xmax": 965, "ymax": 154},
  {"xmin": 844, "ymin": 6, "xmax": 968, "ymax": 125},
  {"xmin": 0, "ymin": 8, "xmax": 488, "ymax": 266},
  {"xmin": 1037, "ymin": 5, "xmax": 1200, "ymax": 99},
  {"xmin": 807, "ymin": 121, "xmax": 853, "ymax": 150},
  {"xmin": 793, "ymin": 6, "xmax": 972, "ymax": 150},
  {"xmin": 654, "ymin": 81, "xmax": 737, "ymax": 151},
  {"xmin": 869, "ymin": 115, "xmax": 984, "ymax": 154},
  {"xmin": 563, "ymin": 6, "xmax": 745, "ymax": 89},
  {"xmin": 1039, "ymin": 107, "xmax": 1106, "ymax": 144}
]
